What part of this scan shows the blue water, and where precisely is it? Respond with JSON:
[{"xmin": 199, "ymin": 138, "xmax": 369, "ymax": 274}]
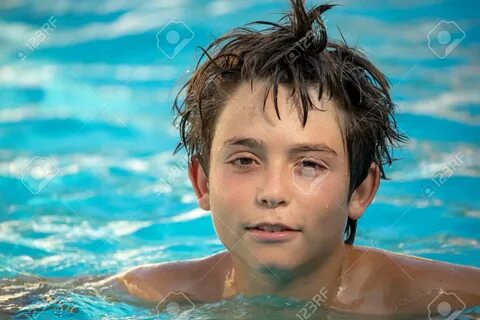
[{"xmin": 0, "ymin": 0, "xmax": 479, "ymax": 319}]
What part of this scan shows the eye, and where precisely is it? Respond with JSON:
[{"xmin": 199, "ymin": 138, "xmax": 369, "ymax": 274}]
[
  {"xmin": 231, "ymin": 157, "xmax": 256, "ymax": 168},
  {"xmin": 301, "ymin": 160, "xmax": 323, "ymax": 169},
  {"xmin": 296, "ymin": 159, "xmax": 327, "ymax": 177}
]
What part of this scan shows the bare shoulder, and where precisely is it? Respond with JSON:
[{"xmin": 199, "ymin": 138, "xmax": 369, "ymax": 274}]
[
  {"xmin": 105, "ymin": 251, "xmax": 231, "ymax": 303},
  {"xmin": 350, "ymin": 245, "xmax": 480, "ymax": 313}
]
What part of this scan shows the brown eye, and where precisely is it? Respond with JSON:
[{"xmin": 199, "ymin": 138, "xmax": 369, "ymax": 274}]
[{"xmin": 232, "ymin": 157, "xmax": 255, "ymax": 167}]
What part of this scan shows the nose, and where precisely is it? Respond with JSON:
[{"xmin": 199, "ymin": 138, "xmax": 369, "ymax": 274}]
[
  {"xmin": 258, "ymin": 197, "xmax": 285, "ymax": 209},
  {"xmin": 256, "ymin": 164, "xmax": 289, "ymax": 209}
]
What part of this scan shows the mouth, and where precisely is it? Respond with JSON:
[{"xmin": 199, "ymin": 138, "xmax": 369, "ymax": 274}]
[
  {"xmin": 245, "ymin": 222, "xmax": 301, "ymax": 242},
  {"xmin": 245, "ymin": 222, "xmax": 300, "ymax": 232}
]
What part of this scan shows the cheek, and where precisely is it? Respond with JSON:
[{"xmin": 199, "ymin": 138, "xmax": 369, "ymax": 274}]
[
  {"xmin": 208, "ymin": 167, "xmax": 252, "ymax": 229},
  {"xmin": 208, "ymin": 170, "xmax": 251, "ymax": 250},
  {"xmin": 299, "ymin": 172, "xmax": 349, "ymax": 234},
  {"xmin": 304, "ymin": 170, "xmax": 349, "ymax": 206},
  {"xmin": 301, "ymin": 201, "xmax": 347, "ymax": 246},
  {"xmin": 210, "ymin": 167, "xmax": 252, "ymax": 205}
]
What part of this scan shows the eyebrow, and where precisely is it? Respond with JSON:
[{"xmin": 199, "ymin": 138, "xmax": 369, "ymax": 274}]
[{"xmin": 222, "ymin": 137, "xmax": 338, "ymax": 157}]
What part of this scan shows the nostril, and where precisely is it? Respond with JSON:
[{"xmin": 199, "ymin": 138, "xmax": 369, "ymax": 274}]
[{"xmin": 260, "ymin": 198, "xmax": 282, "ymax": 208}]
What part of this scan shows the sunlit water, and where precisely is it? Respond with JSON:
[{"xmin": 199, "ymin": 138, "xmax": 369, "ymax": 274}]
[{"xmin": 0, "ymin": 0, "xmax": 479, "ymax": 319}]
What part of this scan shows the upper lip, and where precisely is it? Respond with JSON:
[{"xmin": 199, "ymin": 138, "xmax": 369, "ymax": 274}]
[{"xmin": 246, "ymin": 222, "xmax": 301, "ymax": 231}]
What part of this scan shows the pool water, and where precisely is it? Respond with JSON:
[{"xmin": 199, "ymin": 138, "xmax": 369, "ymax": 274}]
[{"xmin": 0, "ymin": 0, "xmax": 479, "ymax": 319}]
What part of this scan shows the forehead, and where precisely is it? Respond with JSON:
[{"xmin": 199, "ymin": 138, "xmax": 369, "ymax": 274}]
[{"xmin": 212, "ymin": 80, "xmax": 346, "ymax": 156}]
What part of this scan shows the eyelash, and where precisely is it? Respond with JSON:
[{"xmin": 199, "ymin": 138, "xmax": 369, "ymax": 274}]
[{"xmin": 230, "ymin": 157, "xmax": 326, "ymax": 171}]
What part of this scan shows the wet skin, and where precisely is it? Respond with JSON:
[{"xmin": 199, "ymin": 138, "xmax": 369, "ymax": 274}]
[{"xmin": 103, "ymin": 81, "xmax": 480, "ymax": 316}]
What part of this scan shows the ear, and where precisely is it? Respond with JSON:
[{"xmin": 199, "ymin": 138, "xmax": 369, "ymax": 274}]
[
  {"xmin": 188, "ymin": 156, "xmax": 210, "ymax": 211},
  {"xmin": 347, "ymin": 162, "xmax": 380, "ymax": 220}
]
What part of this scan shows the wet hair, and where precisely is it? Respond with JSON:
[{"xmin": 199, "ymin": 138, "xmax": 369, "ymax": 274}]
[{"xmin": 172, "ymin": 0, "xmax": 408, "ymax": 245}]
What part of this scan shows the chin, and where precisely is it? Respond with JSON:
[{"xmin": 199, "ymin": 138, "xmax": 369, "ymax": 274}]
[{"xmin": 250, "ymin": 247, "xmax": 304, "ymax": 273}]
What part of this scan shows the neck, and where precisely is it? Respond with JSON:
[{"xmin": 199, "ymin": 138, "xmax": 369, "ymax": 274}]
[{"xmin": 223, "ymin": 242, "xmax": 348, "ymax": 304}]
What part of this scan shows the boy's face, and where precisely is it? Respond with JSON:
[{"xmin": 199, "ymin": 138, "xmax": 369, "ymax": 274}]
[{"xmin": 195, "ymin": 80, "xmax": 357, "ymax": 273}]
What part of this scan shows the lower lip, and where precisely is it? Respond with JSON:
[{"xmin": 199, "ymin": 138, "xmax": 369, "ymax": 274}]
[{"xmin": 247, "ymin": 228, "xmax": 301, "ymax": 242}]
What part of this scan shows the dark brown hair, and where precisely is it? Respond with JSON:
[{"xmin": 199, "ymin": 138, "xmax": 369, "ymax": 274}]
[{"xmin": 172, "ymin": 0, "xmax": 407, "ymax": 244}]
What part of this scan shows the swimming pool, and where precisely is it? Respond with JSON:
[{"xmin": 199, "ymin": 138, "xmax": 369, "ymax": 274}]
[{"xmin": 1, "ymin": 0, "xmax": 479, "ymax": 319}]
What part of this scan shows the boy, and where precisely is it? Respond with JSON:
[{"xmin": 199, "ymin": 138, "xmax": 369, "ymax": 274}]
[{"xmin": 103, "ymin": 0, "xmax": 480, "ymax": 316}]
